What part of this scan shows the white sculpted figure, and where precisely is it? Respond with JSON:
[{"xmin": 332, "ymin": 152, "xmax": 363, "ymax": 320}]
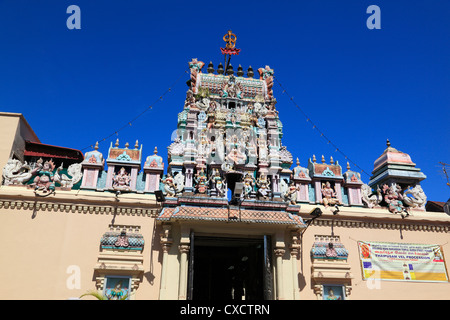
[
  {"xmin": 173, "ymin": 172, "xmax": 185, "ymax": 194},
  {"xmin": 162, "ymin": 172, "xmax": 184, "ymax": 197},
  {"xmin": 162, "ymin": 173, "xmax": 177, "ymax": 197},
  {"xmin": 2, "ymin": 158, "xmax": 32, "ymax": 185},
  {"xmin": 284, "ymin": 181, "xmax": 299, "ymax": 205},
  {"xmin": 280, "ymin": 179, "xmax": 288, "ymax": 199},
  {"xmin": 196, "ymin": 97, "xmax": 210, "ymax": 111},
  {"xmin": 361, "ymin": 183, "xmax": 382, "ymax": 208},
  {"xmin": 54, "ymin": 163, "xmax": 83, "ymax": 189},
  {"xmin": 254, "ymin": 102, "xmax": 268, "ymax": 117},
  {"xmin": 168, "ymin": 138, "xmax": 185, "ymax": 157},
  {"xmin": 403, "ymin": 185, "xmax": 427, "ymax": 209},
  {"xmin": 112, "ymin": 167, "xmax": 132, "ymax": 191},
  {"xmin": 256, "ymin": 174, "xmax": 271, "ymax": 200},
  {"xmin": 209, "ymin": 169, "xmax": 225, "ymax": 197}
]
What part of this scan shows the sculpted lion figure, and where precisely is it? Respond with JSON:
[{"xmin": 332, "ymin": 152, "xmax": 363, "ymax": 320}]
[
  {"xmin": 2, "ymin": 158, "xmax": 32, "ymax": 185},
  {"xmin": 54, "ymin": 163, "xmax": 83, "ymax": 189},
  {"xmin": 361, "ymin": 183, "xmax": 382, "ymax": 208},
  {"xmin": 403, "ymin": 185, "xmax": 427, "ymax": 209}
]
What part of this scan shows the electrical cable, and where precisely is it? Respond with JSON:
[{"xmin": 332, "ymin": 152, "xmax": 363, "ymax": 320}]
[
  {"xmin": 80, "ymin": 70, "xmax": 188, "ymax": 152},
  {"xmin": 274, "ymin": 77, "xmax": 371, "ymax": 178}
]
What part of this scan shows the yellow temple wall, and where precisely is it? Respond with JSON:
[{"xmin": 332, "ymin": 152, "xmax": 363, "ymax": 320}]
[
  {"xmin": 0, "ymin": 109, "xmax": 448, "ymax": 301},
  {"xmin": 0, "ymin": 113, "xmax": 40, "ymax": 170},
  {"xmin": 0, "ymin": 188, "xmax": 162, "ymax": 300},
  {"xmin": 297, "ymin": 204, "xmax": 450, "ymax": 300},
  {"xmin": 0, "ymin": 193, "xmax": 448, "ymax": 300}
]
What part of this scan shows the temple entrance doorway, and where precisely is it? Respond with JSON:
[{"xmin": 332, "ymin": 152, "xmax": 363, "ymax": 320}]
[{"xmin": 188, "ymin": 235, "xmax": 273, "ymax": 300}]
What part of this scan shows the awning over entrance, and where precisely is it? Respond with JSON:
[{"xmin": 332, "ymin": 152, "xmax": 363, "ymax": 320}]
[{"xmin": 157, "ymin": 206, "xmax": 307, "ymax": 228}]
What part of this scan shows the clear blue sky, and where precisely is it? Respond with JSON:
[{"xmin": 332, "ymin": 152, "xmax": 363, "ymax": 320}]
[{"xmin": 0, "ymin": 0, "xmax": 449, "ymax": 202}]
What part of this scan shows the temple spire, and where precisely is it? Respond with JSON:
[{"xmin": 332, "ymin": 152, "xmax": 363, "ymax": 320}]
[{"xmin": 220, "ymin": 30, "xmax": 241, "ymax": 73}]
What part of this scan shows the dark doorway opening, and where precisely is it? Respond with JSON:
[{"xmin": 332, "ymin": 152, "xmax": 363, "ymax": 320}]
[{"xmin": 190, "ymin": 236, "xmax": 266, "ymax": 300}]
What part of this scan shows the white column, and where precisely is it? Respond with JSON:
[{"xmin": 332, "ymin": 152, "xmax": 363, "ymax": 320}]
[
  {"xmin": 158, "ymin": 225, "xmax": 172, "ymax": 300},
  {"xmin": 178, "ymin": 244, "xmax": 190, "ymax": 300},
  {"xmin": 274, "ymin": 248, "xmax": 285, "ymax": 300},
  {"xmin": 290, "ymin": 246, "xmax": 300, "ymax": 299}
]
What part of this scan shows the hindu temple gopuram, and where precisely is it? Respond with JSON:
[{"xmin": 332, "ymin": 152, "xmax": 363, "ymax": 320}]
[{"xmin": 0, "ymin": 31, "xmax": 449, "ymax": 301}]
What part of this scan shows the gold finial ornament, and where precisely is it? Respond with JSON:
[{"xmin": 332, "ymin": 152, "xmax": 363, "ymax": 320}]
[{"xmin": 223, "ymin": 30, "xmax": 237, "ymax": 49}]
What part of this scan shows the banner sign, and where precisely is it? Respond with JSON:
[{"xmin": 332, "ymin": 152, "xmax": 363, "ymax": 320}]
[{"xmin": 358, "ymin": 241, "xmax": 448, "ymax": 282}]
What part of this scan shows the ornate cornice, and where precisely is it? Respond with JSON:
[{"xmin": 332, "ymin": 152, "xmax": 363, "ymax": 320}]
[
  {"xmin": 0, "ymin": 198, "xmax": 159, "ymax": 218},
  {"xmin": 307, "ymin": 217, "xmax": 449, "ymax": 233}
]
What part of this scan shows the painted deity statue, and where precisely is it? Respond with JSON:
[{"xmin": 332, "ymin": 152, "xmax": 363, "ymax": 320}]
[
  {"xmin": 220, "ymin": 75, "xmax": 243, "ymax": 99},
  {"xmin": 325, "ymin": 242, "xmax": 338, "ymax": 258},
  {"xmin": 210, "ymin": 168, "xmax": 225, "ymax": 197},
  {"xmin": 257, "ymin": 137, "xmax": 268, "ymax": 163},
  {"xmin": 194, "ymin": 168, "xmax": 208, "ymax": 194},
  {"xmin": 284, "ymin": 181, "xmax": 299, "ymax": 205},
  {"xmin": 256, "ymin": 174, "xmax": 271, "ymax": 200},
  {"xmin": 107, "ymin": 282, "xmax": 126, "ymax": 300},
  {"xmin": 31, "ymin": 159, "xmax": 56, "ymax": 194},
  {"xmin": 242, "ymin": 173, "xmax": 255, "ymax": 199},
  {"xmin": 112, "ymin": 167, "xmax": 132, "ymax": 191},
  {"xmin": 207, "ymin": 113, "xmax": 215, "ymax": 133},
  {"xmin": 258, "ymin": 66, "xmax": 274, "ymax": 100},
  {"xmin": 321, "ymin": 181, "xmax": 342, "ymax": 207},
  {"xmin": 162, "ymin": 173, "xmax": 177, "ymax": 197},
  {"xmin": 114, "ymin": 231, "xmax": 129, "ymax": 248},
  {"xmin": 382, "ymin": 184, "xmax": 409, "ymax": 217},
  {"xmin": 188, "ymin": 59, "xmax": 205, "ymax": 95},
  {"xmin": 198, "ymin": 133, "xmax": 210, "ymax": 157},
  {"xmin": 225, "ymin": 147, "xmax": 246, "ymax": 165}
]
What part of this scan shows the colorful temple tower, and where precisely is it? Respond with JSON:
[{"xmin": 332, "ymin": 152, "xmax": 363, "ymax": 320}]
[
  {"xmin": 159, "ymin": 41, "xmax": 311, "ymax": 220},
  {"xmin": 167, "ymin": 59, "xmax": 283, "ymax": 194}
]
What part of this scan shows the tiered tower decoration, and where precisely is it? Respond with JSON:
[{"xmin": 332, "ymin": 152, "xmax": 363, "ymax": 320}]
[
  {"xmin": 366, "ymin": 140, "xmax": 428, "ymax": 215},
  {"xmin": 164, "ymin": 30, "xmax": 294, "ymax": 206},
  {"xmin": 105, "ymin": 139, "xmax": 143, "ymax": 192}
]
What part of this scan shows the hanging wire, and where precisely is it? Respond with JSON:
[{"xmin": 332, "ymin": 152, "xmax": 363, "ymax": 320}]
[
  {"xmin": 80, "ymin": 70, "xmax": 188, "ymax": 152},
  {"xmin": 275, "ymin": 77, "xmax": 371, "ymax": 178},
  {"xmin": 439, "ymin": 162, "xmax": 450, "ymax": 188}
]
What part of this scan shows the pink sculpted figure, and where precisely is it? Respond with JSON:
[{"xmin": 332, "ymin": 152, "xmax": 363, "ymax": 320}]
[
  {"xmin": 321, "ymin": 181, "xmax": 342, "ymax": 207},
  {"xmin": 112, "ymin": 167, "xmax": 131, "ymax": 191}
]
